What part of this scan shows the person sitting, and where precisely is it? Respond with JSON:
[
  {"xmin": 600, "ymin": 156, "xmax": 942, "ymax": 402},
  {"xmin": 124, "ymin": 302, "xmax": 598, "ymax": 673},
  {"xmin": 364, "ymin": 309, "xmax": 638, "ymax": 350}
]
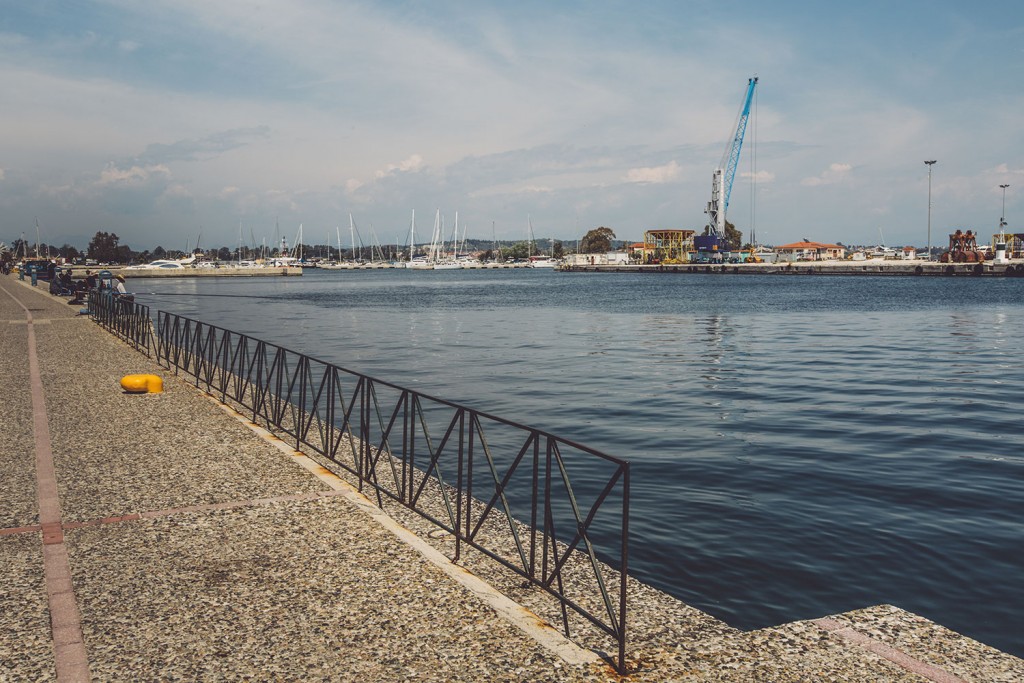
[
  {"xmin": 59, "ymin": 270, "xmax": 74, "ymax": 292},
  {"xmin": 113, "ymin": 274, "xmax": 134, "ymax": 303}
]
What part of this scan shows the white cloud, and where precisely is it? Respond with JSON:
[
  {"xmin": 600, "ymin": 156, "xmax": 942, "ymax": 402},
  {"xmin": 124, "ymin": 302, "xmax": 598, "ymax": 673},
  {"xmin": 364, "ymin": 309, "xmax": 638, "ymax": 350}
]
[
  {"xmin": 624, "ymin": 161, "xmax": 681, "ymax": 184},
  {"xmin": 374, "ymin": 154, "xmax": 424, "ymax": 179},
  {"xmin": 801, "ymin": 163, "xmax": 852, "ymax": 187},
  {"xmin": 96, "ymin": 163, "xmax": 171, "ymax": 188},
  {"xmin": 118, "ymin": 39, "xmax": 141, "ymax": 53},
  {"xmin": 740, "ymin": 170, "xmax": 775, "ymax": 183}
]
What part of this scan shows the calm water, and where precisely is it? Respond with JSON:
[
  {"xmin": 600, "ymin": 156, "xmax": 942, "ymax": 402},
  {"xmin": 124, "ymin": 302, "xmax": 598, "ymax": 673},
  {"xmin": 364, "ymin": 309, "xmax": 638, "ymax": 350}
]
[{"xmin": 135, "ymin": 270, "xmax": 1023, "ymax": 656}]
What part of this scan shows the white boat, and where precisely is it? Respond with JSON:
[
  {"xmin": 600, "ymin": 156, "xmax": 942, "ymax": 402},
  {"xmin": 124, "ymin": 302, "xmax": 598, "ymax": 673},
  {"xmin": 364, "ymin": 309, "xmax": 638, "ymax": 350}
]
[
  {"xmin": 405, "ymin": 256, "xmax": 434, "ymax": 269},
  {"xmin": 125, "ymin": 256, "xmax": 196, "ymax": 270},
  {"xmin": 528, "ymin": 256, "xmax": 559, "ymax": 268},
  {"xmin": 525, "ymin": 216, "xmax": 559, "ymax": 267}
]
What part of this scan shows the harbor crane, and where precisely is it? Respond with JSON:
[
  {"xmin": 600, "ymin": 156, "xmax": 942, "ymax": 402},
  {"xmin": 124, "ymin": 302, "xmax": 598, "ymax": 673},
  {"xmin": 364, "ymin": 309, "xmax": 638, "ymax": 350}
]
[{"xmin": 696, "ymin": 76, "xmax": 759, "ymax": 260}]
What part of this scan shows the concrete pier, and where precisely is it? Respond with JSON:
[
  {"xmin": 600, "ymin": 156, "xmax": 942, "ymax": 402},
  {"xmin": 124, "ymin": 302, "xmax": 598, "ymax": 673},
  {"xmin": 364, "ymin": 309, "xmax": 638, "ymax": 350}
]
[
  {"xmin": 2, "ymin": 274, "xmax": 1022, "ymax": 681},
  {"xmin": 561, "ymin": 260, "xmax": 1024, "ymax": 277},
  {"xmin": 62, "ymin": 265, "xmax": 304, "ymax": 278}
]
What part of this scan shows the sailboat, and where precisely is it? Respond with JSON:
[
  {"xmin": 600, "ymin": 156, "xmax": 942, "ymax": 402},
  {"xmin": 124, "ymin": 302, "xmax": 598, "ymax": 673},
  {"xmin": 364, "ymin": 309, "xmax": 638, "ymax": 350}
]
[
  {"xmin": 433, "ymin": 211, "xmax": 463, "ymax": 269},
  {"xmin": 404, "ymin": 210, "xmax": 433, "ymax": 269},
  {"xmin": 526, "ymin": 216, "xmax": 559, "ymax": 267}
]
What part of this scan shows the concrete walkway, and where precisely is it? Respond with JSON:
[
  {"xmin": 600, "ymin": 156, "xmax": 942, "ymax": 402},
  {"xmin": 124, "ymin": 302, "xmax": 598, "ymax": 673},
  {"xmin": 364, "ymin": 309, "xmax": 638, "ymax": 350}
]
[{"xmin": 2, "ymin": 275, "xmax": 1021, "ymax": 682}]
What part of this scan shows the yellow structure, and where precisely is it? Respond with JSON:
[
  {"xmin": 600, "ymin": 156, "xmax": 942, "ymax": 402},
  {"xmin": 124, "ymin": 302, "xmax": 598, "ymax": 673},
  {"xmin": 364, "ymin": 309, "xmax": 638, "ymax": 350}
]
[
  {"xmin": 120, "ymin": 374, "xmax": 164, "ymax": 394},
  {"xmin": 643, "ymin": 229, "xmax": 695, "ymax": 264},
  {"xmin": 992, "ymin": 232, "xmax": 1024, "ymax": 259}
]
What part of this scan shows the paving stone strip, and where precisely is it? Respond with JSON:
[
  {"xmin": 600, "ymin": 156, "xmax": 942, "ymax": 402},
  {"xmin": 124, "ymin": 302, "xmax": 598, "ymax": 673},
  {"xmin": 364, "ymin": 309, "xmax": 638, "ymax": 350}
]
[
  {"xmin": 815, "ymin": 618, "xmax": 968, "ymax": 683},
  {"xmin": 1, "ymin": 280, "xmax": 91, "ymax": 681}
]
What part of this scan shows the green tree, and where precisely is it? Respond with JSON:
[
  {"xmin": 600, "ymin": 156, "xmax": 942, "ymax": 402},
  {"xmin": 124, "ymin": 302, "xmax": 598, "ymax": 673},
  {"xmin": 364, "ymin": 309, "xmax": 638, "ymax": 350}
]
[
  {"xmin": 87, "ymin": 232, "xmax": 123, "ymax": 262},
  {"xmin": 58, "ymin": 244, "xmax": 81, "ymax": 260},
  {"xmin": 724, "ymin": 221, "xmax": 742, "ymax": 252},
  {"xmin": 579, "ymin": 227, "xmax": 615, "ymax": 253},
  {"xmin": 552, "ymin": 240, "xmax": 564, "ymax": 259},
  {"xmin": 501, "ymin": 241, "xmax": 533, "ymax": 260}
]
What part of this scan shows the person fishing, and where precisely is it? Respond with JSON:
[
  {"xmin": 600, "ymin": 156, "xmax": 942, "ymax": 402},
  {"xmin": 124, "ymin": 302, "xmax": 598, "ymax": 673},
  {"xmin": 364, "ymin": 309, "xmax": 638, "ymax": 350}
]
[{"xmin": 113, "ymin": 273, "xmax": 134, "ymax": 303}]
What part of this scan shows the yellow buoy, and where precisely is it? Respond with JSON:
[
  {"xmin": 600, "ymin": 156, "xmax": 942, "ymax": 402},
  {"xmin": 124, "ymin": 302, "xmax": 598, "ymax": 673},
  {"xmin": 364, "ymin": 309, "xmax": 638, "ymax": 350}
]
[{"xmin": 120, "ymin": 374, "xmax": 163, "ymax": 394}]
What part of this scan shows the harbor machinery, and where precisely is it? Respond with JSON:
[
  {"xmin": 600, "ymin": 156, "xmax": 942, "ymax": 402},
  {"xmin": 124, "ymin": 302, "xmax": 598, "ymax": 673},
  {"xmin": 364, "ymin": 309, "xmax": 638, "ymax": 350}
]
[
  {"xmin": 697, "ymin": 76, "xmax": 759, "ymax": 261},
  {"xmin": 939, "ymin": 229, "xmax": 986, "ymax": 263}
]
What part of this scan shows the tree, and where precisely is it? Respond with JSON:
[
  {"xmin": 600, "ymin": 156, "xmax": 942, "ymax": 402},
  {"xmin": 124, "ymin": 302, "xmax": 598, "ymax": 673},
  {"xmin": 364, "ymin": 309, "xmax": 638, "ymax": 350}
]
[
  {"xmin": 552, "ymin": 240, "xmax": 564, "ymax": 259},
  {"xmin": 724, "ymin": 221, "xmax": 742, "ymax": 252},
  {"xmin": 87, "ymin": 232, "xmax": 123, "ymax": 263},
  {"xmin": 579, "ymin": 227, "xmax": 615, "ymax": 253},
  {"xmin": 58, "ymin": 244, "xmax": 81, "ymax": 260},
  {"xmin": 500, "ymin": 241, "xmax": 533, "ymax": 260}
]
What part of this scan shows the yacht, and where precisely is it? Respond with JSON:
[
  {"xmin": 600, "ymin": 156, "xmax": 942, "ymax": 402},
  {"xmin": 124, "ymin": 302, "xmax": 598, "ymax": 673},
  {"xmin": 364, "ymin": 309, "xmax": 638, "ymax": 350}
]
[{"xmin": 125, "ymin": 256, "xmax": 196, "ymax": 270}]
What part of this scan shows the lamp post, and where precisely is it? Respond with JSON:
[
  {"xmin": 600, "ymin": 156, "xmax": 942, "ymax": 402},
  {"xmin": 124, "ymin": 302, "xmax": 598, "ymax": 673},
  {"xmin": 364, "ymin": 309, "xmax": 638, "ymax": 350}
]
[
  {"xmin": 999, "ymin": 184, "xmax": 1009, "ymax": 229},
  {"xmin": 924, "ymin": 160, "xmax": 937, "ymax": 260}
]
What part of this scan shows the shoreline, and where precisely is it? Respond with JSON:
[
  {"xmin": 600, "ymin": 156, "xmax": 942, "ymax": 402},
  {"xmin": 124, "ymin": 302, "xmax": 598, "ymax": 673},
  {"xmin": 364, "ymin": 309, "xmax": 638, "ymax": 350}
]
[{"xmin": 560, "ymin": 259, "xmax": 1024, "ymax": 276}]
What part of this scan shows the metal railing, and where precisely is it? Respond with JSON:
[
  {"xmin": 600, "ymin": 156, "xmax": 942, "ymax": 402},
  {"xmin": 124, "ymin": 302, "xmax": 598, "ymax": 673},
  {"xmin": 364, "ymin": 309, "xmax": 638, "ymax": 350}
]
[
  {"xmin": 88, "ymin": 290, "xmax": 153, "ymax": 355},
  {"xmin": 96, "ymin": 301, "xmax": 631, "ymax": 672}
]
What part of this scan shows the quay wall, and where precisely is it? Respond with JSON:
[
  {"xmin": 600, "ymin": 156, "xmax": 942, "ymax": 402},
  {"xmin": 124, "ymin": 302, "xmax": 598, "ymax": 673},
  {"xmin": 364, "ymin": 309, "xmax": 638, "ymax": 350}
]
[
  {"xmin": 560, "ymin": 260, "xmax": 1024, "ymax": 277},
  {"xmin": 63, "ymin": 265, "xmax": 304, "ymax": 277}
]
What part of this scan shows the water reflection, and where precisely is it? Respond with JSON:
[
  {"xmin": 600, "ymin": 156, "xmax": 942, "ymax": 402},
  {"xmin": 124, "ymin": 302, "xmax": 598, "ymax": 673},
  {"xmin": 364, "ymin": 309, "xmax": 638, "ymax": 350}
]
[{"xmin": 138, "ymin": 271, "xmax": 1024, "ymax": 657}]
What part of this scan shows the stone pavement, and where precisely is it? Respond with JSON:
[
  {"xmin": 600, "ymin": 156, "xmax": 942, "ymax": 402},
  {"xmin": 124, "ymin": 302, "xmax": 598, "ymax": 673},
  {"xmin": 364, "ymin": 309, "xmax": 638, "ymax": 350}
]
[{"xmin": 2, "ymin": 274, "xmax": 1022, "ymax": 682}]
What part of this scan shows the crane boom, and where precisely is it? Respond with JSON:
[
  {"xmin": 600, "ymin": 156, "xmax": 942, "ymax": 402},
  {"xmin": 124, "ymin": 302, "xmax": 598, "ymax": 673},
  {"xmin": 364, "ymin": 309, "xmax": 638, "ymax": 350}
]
[{"xmin": 698, "ymin": 76, "xmax": 758, "ymax": 258}]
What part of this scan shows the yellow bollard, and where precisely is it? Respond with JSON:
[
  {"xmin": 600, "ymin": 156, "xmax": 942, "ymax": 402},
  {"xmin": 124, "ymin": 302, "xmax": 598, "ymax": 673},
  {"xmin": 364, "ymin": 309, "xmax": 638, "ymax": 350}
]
[{"xmin": 120, "ymin": 374, "xmax": 164, "ymax": 394}]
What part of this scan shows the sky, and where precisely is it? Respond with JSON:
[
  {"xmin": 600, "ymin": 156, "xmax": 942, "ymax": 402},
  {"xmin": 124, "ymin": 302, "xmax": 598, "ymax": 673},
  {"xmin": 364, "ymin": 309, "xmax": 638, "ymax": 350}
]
[{"xmin": 2, "ymin": 0, "xmax": 1023, "ymax": 253}]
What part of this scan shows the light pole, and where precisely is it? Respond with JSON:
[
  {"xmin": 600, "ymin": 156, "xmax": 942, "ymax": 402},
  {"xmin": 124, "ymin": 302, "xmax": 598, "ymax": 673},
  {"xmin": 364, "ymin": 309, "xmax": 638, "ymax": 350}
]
[
  {"xmin": 924, "ymin": 160, "xmax": 937, "ymax": 259},
  {"xmin": 999, "ymin": 184, "xmax": 1009, "ymax": 229}
]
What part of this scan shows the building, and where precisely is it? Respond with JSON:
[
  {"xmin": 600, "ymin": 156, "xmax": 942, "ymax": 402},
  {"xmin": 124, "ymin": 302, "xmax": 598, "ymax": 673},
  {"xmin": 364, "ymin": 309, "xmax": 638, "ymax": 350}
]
[{"xmin": 775, "ymin": 241, "xmax": 846, "ymax": 262}]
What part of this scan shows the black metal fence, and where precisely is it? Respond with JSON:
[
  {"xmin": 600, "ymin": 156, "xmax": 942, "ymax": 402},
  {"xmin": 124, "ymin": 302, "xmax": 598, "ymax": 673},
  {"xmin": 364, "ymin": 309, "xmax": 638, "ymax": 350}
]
[
  {"xmin": 93, "ymin": 300, "xmax": 631, "ymax": 672},
  {"xmin": 88, "ymin": 290, "xmax": 153, "ymax": 355}
]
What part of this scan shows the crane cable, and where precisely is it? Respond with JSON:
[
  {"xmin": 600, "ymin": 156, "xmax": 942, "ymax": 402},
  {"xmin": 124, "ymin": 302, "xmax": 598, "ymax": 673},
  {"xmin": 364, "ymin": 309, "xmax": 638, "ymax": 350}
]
[{"xmin": 749, "ymin": 80, "xmax": 758, "ymax": 249}]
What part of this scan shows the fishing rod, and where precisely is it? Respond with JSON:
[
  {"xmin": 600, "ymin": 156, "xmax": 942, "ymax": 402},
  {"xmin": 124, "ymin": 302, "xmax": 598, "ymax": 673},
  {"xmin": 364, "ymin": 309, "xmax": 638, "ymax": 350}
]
[{"xmin": 131, "ymin": 292, "xmax": 281, "ymax": 300}]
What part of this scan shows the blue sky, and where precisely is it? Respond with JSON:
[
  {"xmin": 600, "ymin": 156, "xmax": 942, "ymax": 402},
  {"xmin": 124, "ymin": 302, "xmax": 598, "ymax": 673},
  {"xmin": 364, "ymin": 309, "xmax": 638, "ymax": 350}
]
[{"xmin": 2, "ymin": 0, "xmax": 1022, "ymax": 252}]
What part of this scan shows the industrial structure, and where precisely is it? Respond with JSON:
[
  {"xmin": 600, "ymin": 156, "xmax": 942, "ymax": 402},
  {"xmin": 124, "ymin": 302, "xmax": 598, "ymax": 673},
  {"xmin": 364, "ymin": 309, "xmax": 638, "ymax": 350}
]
[
  {"xmin": 642, "ymin": 229, "xmax": 695, "ymax": 264},
  {"xmin": 696, "ymin": 76, "xmax": 758, "ymax": 262},
  {"xmin": 991, "ymin": 232, "xmax": 1024, "ymax": 262},
  {"xmin": 939, "ymin": 229, "xmax": 986, "ymax": 263}
]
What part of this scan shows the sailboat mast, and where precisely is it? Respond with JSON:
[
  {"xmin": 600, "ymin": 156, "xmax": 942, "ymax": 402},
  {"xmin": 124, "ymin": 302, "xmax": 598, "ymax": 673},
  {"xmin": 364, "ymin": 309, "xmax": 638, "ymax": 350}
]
[
  {"xmin": 453, "ymin": 211, "xmax": 459, "ymax": 259},
  {"xmin": 350, "ymin": 214, "xmax": 356, "ymax": 262},
  {"xmin": 408, "ymin": 209, "xmax": 416, "ymax": 262},
  {"xmin": 527, "ymin": 215, "xmax": 534, "ymax": 259}
]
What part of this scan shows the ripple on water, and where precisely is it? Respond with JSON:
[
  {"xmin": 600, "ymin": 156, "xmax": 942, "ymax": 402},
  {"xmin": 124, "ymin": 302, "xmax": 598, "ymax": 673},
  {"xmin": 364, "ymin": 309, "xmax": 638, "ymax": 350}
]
[{"xmin": 140, "ymin": 271, "xmax": 1024, "ymax": 657}]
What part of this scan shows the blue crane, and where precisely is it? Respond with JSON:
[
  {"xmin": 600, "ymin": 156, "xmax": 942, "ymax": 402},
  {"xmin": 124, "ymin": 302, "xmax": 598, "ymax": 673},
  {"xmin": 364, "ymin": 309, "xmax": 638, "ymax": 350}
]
[{"xmin": 696, "ymin": 76, "xmax": 759, "ymax": 259}]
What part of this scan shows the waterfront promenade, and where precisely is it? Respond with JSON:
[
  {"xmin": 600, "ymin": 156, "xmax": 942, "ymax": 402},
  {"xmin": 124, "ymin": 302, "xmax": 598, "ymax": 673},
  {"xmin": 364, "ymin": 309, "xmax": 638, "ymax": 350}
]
[{"xmin": 2, "ymin": 275, "xmax": 1022, "ymax": 682}]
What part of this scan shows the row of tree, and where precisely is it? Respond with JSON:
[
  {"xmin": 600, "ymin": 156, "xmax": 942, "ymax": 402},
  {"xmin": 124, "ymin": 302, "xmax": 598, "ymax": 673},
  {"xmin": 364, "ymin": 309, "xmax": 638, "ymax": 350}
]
[{"xmin": 4, "ymin": 224, "xmax": 746, "ymax": 265}]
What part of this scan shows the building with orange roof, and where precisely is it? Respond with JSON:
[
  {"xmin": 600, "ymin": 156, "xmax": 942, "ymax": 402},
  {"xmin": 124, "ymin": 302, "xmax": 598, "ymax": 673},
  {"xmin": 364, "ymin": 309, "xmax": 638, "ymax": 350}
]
[{"xmin": 775, "ymin": 241, "xmax": 846, "ymax": 261}]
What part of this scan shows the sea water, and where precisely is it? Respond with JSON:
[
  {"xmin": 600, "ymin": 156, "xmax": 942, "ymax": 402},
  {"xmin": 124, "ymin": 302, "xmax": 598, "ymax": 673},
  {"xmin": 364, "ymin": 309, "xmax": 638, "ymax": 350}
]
[{"xmin": 136, "ymin": 269, "xmax": 1024, "ymax": 657}]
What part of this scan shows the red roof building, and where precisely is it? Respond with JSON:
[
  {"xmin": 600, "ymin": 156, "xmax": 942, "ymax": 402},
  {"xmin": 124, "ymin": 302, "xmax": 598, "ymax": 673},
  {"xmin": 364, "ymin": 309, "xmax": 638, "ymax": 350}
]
[{"xmin": 775, "ymin": 241, "xmax": 846, "ymax": 261}]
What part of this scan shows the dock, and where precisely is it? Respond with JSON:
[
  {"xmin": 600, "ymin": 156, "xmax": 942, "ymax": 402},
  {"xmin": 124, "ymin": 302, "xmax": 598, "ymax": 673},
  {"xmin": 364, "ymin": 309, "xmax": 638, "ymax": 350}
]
[
  {"xmin": 561, "ymin": 260, "xmax": 1024, "ymax": 276},
  {"xmin": 2, "ymin": 274, "xmax": 1022, "ymax": 681},
  {"xmin": 63, "ymin": 265, "xmax": 304, "ymax": 278}
]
